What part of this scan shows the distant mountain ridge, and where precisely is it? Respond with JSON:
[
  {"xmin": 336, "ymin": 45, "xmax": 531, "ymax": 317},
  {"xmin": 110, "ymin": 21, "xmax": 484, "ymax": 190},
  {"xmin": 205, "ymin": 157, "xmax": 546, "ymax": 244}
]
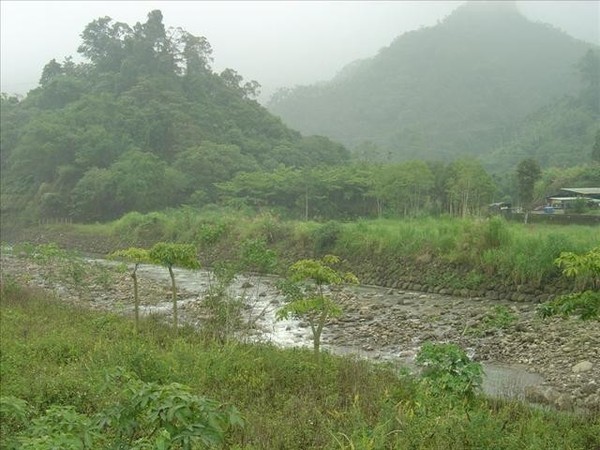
[{"xmin": 268, "ymin": 1, "xmax": 599, "ymax": 169}]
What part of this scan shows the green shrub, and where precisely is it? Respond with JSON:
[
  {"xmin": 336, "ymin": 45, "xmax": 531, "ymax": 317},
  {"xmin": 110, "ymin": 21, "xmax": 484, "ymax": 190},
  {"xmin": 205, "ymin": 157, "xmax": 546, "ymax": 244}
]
[
  {"xmin": 2, "ymin": 373, "xmax": 243, "ymax": 450},
  {"xmin": 18, "ymin": 405, "xmax": 100, "ymax": 450},
  {"xmin": 555, "ymin": 246, "xmax": 600, "ymax": 291},
  {"xmin": 197, "ymin": 221, "xmax": 229, "ymax": 246},
  {"xmin": 101, "ymin": 371, "xmax": 243, "ymax": 449},
  {"xmin": 113, "ymin": 211, "xmax": 170, "ymax": 244},
  {"xmin": 538, "ymin": 291, "xmax": 600, "ymax": 320},
  {"xmin": 202, "ymin": 261, "xmax": 245, "ymax": 344},
  {"xmin": 312, "ymin": 221, "xmax": 343, "ymax": 254},
  {"xmin": 481, "ymin": 216, "xmax": 511, "ymax": 250},
  {"xmin": 415, "ymin": 342, "xmax": 483, "ymax": 397},
  {"xmin": 466, "ymin": 305, "xmax": 518, "ymax": 336},
  {"xmin": 0, "ymin": 396, "xmax": 31, "ymax": 438}
]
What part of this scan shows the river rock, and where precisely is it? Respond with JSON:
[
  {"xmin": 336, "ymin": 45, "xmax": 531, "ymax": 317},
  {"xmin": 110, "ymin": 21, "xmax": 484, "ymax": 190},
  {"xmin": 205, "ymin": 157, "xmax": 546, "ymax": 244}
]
[
  {"xmin": 583, "ymin": 394, "xmax": 600, "ymax": 411},
  {"xmin": 3, "ymin": 252, "xmax": 600, "ymax": 413},
  {"xmin": 572, "ymin": 361, "xmax": 593, "ymax": 373},
  {"xmin": 524, "ymin": 385, "xmax": 561, "ymax": 405}
]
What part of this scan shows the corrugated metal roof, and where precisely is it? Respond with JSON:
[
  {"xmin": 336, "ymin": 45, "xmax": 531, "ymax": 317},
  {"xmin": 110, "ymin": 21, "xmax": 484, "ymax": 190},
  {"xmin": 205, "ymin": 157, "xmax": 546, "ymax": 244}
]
[{"xmin": 561, "ymin": 187, "xmax": 600, "ymax": 195}]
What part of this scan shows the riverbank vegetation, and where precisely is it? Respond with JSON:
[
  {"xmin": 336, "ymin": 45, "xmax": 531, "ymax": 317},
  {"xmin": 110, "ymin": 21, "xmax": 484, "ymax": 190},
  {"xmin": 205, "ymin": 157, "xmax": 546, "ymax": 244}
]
[
  {"xmin": 1, "ymin": 279, "xmax": 598, "ymax": 449},
  {"xmin": 6, "ymin": 210, "xmax": 597, "ymax": 300}
]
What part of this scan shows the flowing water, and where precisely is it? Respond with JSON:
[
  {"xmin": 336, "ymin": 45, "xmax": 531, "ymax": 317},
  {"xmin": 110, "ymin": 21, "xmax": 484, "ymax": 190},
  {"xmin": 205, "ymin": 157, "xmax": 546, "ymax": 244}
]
[{"xmin": 128, "ymin": 262, "xmax": 544, "ymax": 401}]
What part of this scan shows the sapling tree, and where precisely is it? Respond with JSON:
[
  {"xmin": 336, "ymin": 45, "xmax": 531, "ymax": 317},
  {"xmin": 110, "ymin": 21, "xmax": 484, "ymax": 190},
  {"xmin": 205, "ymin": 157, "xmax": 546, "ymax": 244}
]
[
  {"xmin": 276, "ymin": 255, "xmax": 358, "ymax": 356},
  {"xmin": 203, "ymin": 261, "xmax": 243, "ymax": 344},
  {"xmin": 554, "ymin": 246, "xmax": 600, "ymax": 291},
  {"xmin": 109, "ymin": 247, "xmax": 151, "ymax": 333},
  {"xmin": 238, "ymin": 238, "xmax": 278, "ymax": 328},
  {"xmin": 203, "ymin": 239, "xmax": 278, "ymax": 344},
  {"xmin": 149, "ymin": 243, "xmax": 200, "ymax": 330}
]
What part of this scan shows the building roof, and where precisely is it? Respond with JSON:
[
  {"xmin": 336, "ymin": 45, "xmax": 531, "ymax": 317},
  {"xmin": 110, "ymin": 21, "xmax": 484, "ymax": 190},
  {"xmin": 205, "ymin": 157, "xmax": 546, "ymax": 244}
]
[{"xmin": 561, "ymin": 187, "xmax": 600, "ymax": 195}]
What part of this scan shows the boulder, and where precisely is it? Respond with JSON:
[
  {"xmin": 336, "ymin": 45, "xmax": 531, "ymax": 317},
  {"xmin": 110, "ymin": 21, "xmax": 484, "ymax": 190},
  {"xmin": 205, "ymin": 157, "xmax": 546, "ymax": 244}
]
[{"xmin": 572, "ymin": 361, "xmax": 593, "ymax": 373}]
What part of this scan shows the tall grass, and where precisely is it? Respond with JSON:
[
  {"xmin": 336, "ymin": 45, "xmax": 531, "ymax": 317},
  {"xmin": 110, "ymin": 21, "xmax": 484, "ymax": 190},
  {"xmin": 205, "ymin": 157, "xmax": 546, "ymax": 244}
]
[{"xmin": 13, "ymin": 208, "xmax": 599, "ymax": 289}]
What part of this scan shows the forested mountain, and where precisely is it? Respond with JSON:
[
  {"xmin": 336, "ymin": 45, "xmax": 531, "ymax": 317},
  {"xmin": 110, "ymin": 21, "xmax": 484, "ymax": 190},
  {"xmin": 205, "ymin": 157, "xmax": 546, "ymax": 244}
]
[
  {"xmin": 0, "ymin": 11, "xmax": 348, "ymax": 223},
  {"xmin": 268, "ymin": 2, "xmax": 599, "ymax": 170}
]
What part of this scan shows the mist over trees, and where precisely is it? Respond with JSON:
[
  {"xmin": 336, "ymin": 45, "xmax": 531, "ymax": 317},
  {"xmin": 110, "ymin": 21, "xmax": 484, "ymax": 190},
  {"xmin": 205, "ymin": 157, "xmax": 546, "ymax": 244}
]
[
  {"xmin": 268, "ymin": 2, "xmax": 599, "ymax": 172},
  {"xmin": 1, "ymin": 6, "xmax": 598, "ymax": 226}
]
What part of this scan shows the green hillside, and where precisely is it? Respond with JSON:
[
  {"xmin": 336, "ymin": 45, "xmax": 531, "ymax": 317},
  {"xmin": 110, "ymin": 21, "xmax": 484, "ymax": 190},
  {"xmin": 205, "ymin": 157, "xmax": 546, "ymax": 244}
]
[
  {"xmin": 0, "ymin": 10, "xmax": 349, "ymax": 224},
  {"xmin": 268, "ymin": 2, "xmax": 599, "ymax": 169}
]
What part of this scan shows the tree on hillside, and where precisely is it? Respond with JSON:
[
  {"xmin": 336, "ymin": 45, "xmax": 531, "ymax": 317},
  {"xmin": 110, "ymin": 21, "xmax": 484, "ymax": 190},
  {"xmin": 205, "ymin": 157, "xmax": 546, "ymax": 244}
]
[
  {"xmin": 592, "ymin": 129, "xmax": 600, "ymax": 163},
  {"xmin": 39, "ymin": 59, "xmax": 64, "ymax": 86},
  {"xmin": 516, "ymin": 158, "xmax": 542, "ymax": 211},
  {"xmin": 173, "ymin": 142, "xmax": 257, "ymax": 203},
  {"xmin": 78, "ymin": 16, "xmax": 133, "ymax": 79},
  {"xmin": 372, "ymin": 161, "xmax": 434, "ymax": 217},
  {"xmin": 577, "ymin": 49, "xmax": 600, "ymax": 112}
]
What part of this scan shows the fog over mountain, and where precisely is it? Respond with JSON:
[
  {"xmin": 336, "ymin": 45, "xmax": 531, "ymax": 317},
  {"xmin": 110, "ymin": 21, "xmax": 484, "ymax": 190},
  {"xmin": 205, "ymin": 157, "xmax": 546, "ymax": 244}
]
[
  {"xmin": 1, "ymin": 1, "xmax": 598, "ymax": 103},
  {"xmin": 268, "ymin": 1, "xmax": 599, "ymax": 170}
]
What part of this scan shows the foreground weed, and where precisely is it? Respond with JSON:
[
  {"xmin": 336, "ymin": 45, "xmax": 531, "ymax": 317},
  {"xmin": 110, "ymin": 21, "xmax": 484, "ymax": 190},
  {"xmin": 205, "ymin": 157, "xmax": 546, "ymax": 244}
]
[
  {"xmin": 465, "ymin": 305, "xmax": 518, "ymax": 336},
  {"xmin": 415, "ymin": 342, "xmax": 483, "ymax": 397}
]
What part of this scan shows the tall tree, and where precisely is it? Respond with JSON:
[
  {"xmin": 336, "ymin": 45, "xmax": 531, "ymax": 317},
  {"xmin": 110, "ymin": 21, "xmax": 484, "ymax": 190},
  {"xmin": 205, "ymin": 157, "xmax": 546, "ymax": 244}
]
[
  {"xmin": 39, "ymin": 59, "xmax": 64, "ymax": 86},
  {"xmin": 176, "ymin": 29, "xmax": 212, "ymax": 76},
  {"xmin": 446, "ymin": 159, "xmax": 496, "ymax": 217},
  {"xmin": 592, "ymin": 129, "xmax": 600, "ymax": 163},
  {"xmin": 78, "ymin": 16, "xmax": 131, "ymax": 72},
  {"xmin": 577, "ymin": 49, "xmax": 600, "ymax": 112},
  {"xmin": 516, "ymin": 158, "xmax": 542, "ymax": 210}
]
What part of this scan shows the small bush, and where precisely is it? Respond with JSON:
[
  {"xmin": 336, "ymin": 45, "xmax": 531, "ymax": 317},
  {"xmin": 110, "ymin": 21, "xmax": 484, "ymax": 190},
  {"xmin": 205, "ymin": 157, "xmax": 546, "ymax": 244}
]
[
  {"xmin": 466, "ymin": 305, "xmax": 517, "ymax": 336},
  {"xmin": 538, "ymin": 291, "xmax": 600, "ymax": 320},
  {"xmin": 481, "ymin": 216, "xmax": 511, "ymax": 250},
  {"xmin": 312, "ymin": 221, "xmax": 342, "ymax": 254},
  {"xmin": 415, "ymin": 342, "xmax": 483, "ymax": 397},
  {"xmin": 197, "ymin": 221, "xmax": 229, "ymax": 246}
]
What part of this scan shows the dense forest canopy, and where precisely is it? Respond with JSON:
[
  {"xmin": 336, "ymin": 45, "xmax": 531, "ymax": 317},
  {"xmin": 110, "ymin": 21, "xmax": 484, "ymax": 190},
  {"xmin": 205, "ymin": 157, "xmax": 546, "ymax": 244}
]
[
  {"xmin": 268, "ymin": 2, "xmax": 599, "ymax": 171},
  {"xmin": 1, "ymin": 7, "xmax": 598, "ymax": 226},
  {"xmin": 0, "ymin": 10, "xmax": 349, "ymax": 223}
]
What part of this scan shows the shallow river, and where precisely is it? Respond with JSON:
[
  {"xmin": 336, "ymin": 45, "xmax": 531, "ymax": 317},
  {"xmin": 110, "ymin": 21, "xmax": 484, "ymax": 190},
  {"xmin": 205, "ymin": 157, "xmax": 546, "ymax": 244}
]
[{"xmin": 126, "ymin": 262, "xmax": 544, "ymax": 401}]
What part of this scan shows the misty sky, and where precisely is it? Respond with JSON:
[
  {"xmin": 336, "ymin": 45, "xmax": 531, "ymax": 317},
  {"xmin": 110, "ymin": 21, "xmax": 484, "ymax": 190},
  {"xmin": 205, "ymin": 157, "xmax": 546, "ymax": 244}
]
[{"xmin": 1, "ymin": 1, "xmax": 598, "ymax": 103}]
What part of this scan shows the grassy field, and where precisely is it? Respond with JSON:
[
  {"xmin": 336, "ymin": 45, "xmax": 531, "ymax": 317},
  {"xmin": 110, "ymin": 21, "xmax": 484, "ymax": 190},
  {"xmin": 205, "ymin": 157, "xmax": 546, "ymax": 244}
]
[{"xmin": 1, "ymin": 278, "xmax": 599, "ymax": 449}]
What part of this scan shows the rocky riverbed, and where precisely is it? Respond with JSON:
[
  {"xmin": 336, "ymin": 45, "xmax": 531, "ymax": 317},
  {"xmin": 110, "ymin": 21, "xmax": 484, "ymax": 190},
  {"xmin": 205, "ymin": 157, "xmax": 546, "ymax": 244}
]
[{"xmin": 1, "ymin": 252, "xmax": 598, "ymax": 413}]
